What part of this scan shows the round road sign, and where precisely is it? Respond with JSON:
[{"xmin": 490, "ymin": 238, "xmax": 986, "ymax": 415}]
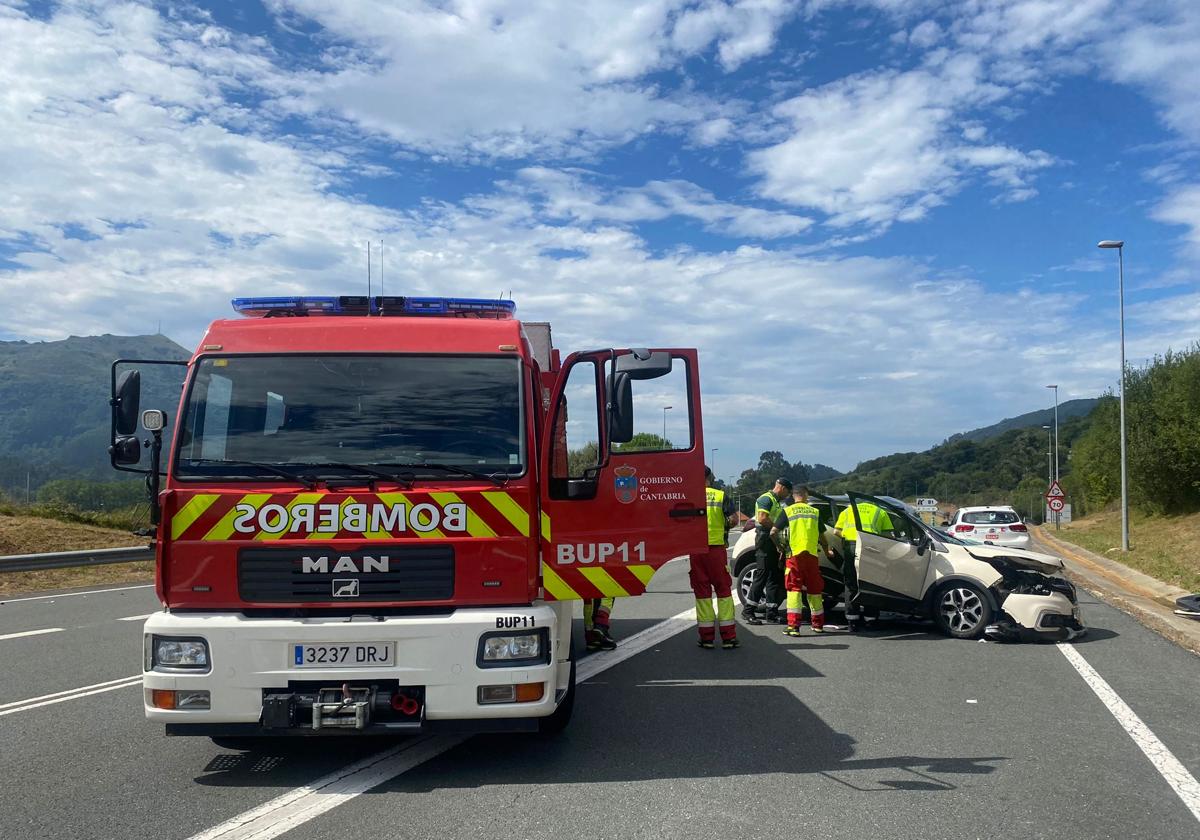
[{"xmin": 1048, "ymin": 497, "xmax": 1065, "ymax": 513}]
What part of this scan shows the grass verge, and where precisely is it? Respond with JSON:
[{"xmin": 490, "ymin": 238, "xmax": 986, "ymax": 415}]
[
  {"xmin": 1056, "ymin": 508, "xmax": 1200, "ymax": 593},
  {"xmin": 0, "ymin": 511, "xmax": 152, "ymax": 598}
]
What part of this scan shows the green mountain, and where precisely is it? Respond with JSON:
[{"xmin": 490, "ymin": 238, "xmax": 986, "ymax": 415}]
[
  {"xmin": 0, "ymin": 334, "xmax": 190, "ymax": 497},
  {"xmin": 947, "ymin": 398, "xmax": 1099, "ymax": 444}
]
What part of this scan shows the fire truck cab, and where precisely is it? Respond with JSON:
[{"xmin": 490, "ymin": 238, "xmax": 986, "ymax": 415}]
[{"xmin": 109, "ymin": 295, "xmax": 707, "ymax": 738}]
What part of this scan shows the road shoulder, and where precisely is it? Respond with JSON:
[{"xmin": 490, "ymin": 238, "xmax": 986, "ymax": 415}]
[{"xmin": 1033, "ymin": 526, "xmax": 1200, "ymax": 656}]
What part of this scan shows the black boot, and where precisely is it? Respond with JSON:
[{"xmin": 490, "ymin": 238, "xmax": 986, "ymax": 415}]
[{"xmin": 742, "ymin": 607, "xmax": 763, "ymax": 625}]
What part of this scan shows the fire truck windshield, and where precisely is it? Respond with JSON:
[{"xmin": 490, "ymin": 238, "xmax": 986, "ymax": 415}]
[{"xmin": 174, "ymin": 355, "xmax": 525, "ymax": 480}]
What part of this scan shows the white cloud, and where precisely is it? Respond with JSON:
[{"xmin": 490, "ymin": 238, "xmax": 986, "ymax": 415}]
[
  {"xmin": 746, "ymin": 59, "xmax": 1052, "ymax": 226},
  {"xmin": 506, "ymin": 168, "xmax": 813, "ymax": 239},
  {"xmin": 261, "ymin": 0, "xmax": 802, "ymax": 159}
]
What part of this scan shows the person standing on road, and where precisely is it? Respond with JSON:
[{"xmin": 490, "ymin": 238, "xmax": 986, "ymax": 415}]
[
  {"xmin": 691, "ymin": 467, "xmax": 739, "ymax": 649},
  {"xmin": 743, "ymin": 478, "xmax": 791, "ymax": 625},
  {"xmin": 834, "ymin": 499, "xmax": 893, "ymax": 630},
  {"xmin": 584, "ymin": 598, "xmax": 616, "ymax": 651},
  {"xmin": 774, "ymin": 485, "xmax": 829, "ymax": 636}
]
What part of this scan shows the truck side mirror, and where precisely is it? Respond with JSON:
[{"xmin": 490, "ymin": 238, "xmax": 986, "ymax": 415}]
[
  {"xmin": 608, "ymin": 372, "xmax": 633, "ymax": 444},
  {"xmin": 615, "ymin": 350, "xmax": 672, "ymax": 380},
  {"xmin": 113, "ymin": 369, "xmax": 142, "ymax": 436},
  {"xmin": 110, "ymin": 435, "xmax": 141, "ymax": 465}
]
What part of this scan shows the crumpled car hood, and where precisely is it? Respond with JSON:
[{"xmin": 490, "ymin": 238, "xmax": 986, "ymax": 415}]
[{"xmin": 965, "ymin": 544, "xmax": 1065, "ymax": 574}]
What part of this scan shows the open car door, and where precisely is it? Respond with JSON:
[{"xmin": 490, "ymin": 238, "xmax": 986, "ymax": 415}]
[
  {"xmin": 849, "ymin": 493, "xmax": 931, "ymax": 613},
  {"xmin": 538, "ymin": 349, "xmax": 707, "ymax": 601}
]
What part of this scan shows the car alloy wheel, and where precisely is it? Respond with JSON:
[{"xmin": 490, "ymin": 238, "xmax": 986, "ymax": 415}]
[
  {"xmin": 939, "ymin": 586, "xmax": 986, "ymax": 637},
  {"xmin": 738, "ymin": 566, "xmax": 759, "ymax": 603}
]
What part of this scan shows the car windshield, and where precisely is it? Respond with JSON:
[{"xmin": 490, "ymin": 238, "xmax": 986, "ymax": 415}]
[
  {"xmin": 175, "ymin": 355, "xmax": 525, "ymax": 479},
  {"xmin": 962, "ymin": 510, "xmax": 1020, "ymax": 525}
]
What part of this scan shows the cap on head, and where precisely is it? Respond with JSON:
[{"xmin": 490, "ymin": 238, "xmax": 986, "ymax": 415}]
[{"xmin": 776, "ymin": 478, "xmax": 793, "ymax": 491}]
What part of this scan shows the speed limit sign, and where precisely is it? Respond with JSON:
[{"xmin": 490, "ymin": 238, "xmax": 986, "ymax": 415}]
[{"xmin": 1048, "ymin": 497, "xmax": 1065, "ymax": 513}]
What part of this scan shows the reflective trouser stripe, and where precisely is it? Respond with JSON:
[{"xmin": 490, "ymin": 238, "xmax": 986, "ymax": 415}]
[
  {"xmin": 695, "ymin": 598, "xmax": 716, "ymax": 623},
  {"xmin": 786, "ymin": 591, "xmax": 804, "ymax": 614},
  {"xmin": 716, "ymin": 596, "xmax": 735, "ymax": 622},
  {"xmin": 584, "ymin": 597, "xmax": 614, "ymax": 631}
]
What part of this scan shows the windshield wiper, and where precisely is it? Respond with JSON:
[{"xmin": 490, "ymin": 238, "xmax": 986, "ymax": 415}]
[
  {"xmin": 187, "ymin": 459, "xmax": 317, "ymax": 489},
  {"xmin": 312, "ymin": 463, "xmax": 414, "ymax": 488},
  {"xmin": 377, "ymin": 462, "xmax": 506, "ymax": 487}
]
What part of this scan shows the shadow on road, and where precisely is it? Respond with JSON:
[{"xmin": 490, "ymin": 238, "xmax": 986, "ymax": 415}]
[{"xmin": 193, "ymin": 617, "xmax": 1007, "ymax": 793}]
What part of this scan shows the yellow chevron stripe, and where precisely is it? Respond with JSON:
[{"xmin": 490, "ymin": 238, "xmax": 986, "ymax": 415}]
[
  {"xmin": 541, "ymin": 563, "xmax": 579, "ymax": 601},
  {"xmin": 171, "ymin": 494, "xmax": 218, "ymax": 541},
  {"xmin": 627, "ymin": 564, "xmax": 656, "ymax": 586},
  {"xmin": 203, "ymin": 494, "xmax": 272, "ymax": 541},
  {"xmin": 256, "ymin": 492, "xmax": 325, "ymax": 541},
  {"xmin": 480, "ymin": 491, "xmax": 530, "ymax": 537},
  {"xmin": 578, "ymin": 567, "xmax": 630, "ymax": 598},
  {"xmin": 541, "ymin": 511, "xmax": 552, "ymax": 541},
  {"xmin": 373, "ymin": 491, "xmax": 446, "ymax": 539},
  {"xmin": 429, "ymin": 492, "xmax": 496, "ymax": 538}
]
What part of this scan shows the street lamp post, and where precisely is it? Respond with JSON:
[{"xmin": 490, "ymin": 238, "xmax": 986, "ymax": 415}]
[
  {"xmin": 662, "ymin": 405, "xmax": 673, "ymax": 445},
  {"xmin": 1042, "ymin": 424, "xmax": 1052, "ymax": 522},
  {"xmin": 1046, "ymin": 384, "xmax": 1059, "ymax": 530},
  {"xmin": 710, "ymin": 447, "xmax": 718, "ymax": 476},
  {"xmin": 1098, "ymin": 240, "xmax": 1130, "ymax": 551}
]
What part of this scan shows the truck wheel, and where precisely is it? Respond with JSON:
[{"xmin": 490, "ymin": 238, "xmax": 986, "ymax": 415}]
[
  {"xmin": 537, "ymin": 642, "xmax": 577, "ymax": 736},
  {"xmin": 933, "ymin": 582, "xmax": 993, "ymax": 639}
]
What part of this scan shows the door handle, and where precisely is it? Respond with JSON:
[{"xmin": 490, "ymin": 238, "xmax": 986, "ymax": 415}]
[{"xmin": 669, "ymin": 508, "xmax": 705, "ymax": 518}]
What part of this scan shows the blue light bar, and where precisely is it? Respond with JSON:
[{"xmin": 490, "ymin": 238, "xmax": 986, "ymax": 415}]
[
  {"xmin": 231, "ymin": 295, "xmax": 516, "ymax": 318},
  {"xmin": 231, "ymin": 296, "xmax": 341, "ymax": 317},
  {"xmin": 380, "ymin": 297, "xmax": 516, "ymax": 318}
]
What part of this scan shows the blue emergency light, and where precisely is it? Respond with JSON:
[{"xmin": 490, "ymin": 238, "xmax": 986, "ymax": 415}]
[{"xmin": 231, "ymin": 295, "xmax": 515, "ymax": 319}]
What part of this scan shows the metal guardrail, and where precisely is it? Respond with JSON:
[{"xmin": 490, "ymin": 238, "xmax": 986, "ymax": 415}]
[{"xmin": 0, "ymin": 545, "xmax": 153, "ymax": 573}]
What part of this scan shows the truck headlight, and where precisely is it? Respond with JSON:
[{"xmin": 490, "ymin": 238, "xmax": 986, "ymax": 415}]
[
  {"xmin": 147, "ymin": 635, "xmax": 210, "ymax": 670},
  {"xmin": 477, "ymin": 629, "xmax": 549, "ymax": 668}
]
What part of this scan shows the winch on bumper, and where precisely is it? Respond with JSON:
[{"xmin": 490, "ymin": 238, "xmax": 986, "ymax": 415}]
[
  {"xmin": 985, "ymin": 575, "xmax": 1086, "ymax": 642},
  {"xmin": 141, "ymin": 604, "xmax": 568, "ymax": 736}
]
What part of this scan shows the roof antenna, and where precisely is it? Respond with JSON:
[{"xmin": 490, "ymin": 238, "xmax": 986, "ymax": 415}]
[{"xmin": 366, "ymin": 240, "xmax": 372, "ymax": 313}]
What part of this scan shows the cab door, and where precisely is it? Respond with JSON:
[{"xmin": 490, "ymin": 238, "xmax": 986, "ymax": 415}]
[
  {"xmin": 538, "ymin": 349, "xmax": 707, "ymax": 601},
  {"xmin": 849, "ymin": 493, "xmax": 931, "ymax": 611}
]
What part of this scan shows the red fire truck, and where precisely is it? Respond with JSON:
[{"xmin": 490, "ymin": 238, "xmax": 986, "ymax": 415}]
[{"xmin": 108, "ymin": 295, "xmax": 707, "ymax": 739}]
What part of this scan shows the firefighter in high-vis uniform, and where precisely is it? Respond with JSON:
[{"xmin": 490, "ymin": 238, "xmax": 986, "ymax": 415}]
[
  {"xmin": 743, "ymin": 478, "xmax": 791, "ymax": 625},
  {"xmin": 584, "ymin": 598, "xmax": 616, "ymax": 651},
  {"xmin": 690, "ymin": 468, "xmax": 738, "ymax": 649},
  {"xmin": 834, "ymin": 499, "xmax": 893, "ymax": 630},
  {"xmin": 773, "ymin": 485, "xmax": 829, "ymax": 635}
]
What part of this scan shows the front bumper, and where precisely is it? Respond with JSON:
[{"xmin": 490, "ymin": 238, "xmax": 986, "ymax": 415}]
[
  {"xmin": 142, "ymin": 605, "xmax": 568, "ymax": 734},
  {"xmin": 985, "ymin": 592, "xmax": 1086, "ymax": 642}
]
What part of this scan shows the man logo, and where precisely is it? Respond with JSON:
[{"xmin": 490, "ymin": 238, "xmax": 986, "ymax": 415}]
[{"xmin": 332, "ymin": 579, "xmax": 360, "ymax": 598}]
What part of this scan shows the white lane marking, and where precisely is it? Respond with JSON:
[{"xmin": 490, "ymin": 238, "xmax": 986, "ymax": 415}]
[
  {"xmin": 1058, "ymin": 643, "xmax": 1200, "ymax": 823},
  {"xmin": 0, "ymin": 675, "xmax": 142, "ymax": 717},
  {"xmin": 0, "ymin": 627, "xmax": 64, "ymax": 641},
  {"xmin": 117, "ymin": 613, "xmax": 155, "ymax": 622},
  {"xmin": 186, "ymin": 604, "xmax": 697, "ymax": 840},
  {"xmin": 0, "ymin": 584, "xmax": 154, "ymax": 604}
]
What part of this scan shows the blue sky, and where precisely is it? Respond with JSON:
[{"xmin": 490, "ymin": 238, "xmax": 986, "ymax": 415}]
[{"xmin": 1, "ymin": 0, "xmax": 1198, "ymax": 477}]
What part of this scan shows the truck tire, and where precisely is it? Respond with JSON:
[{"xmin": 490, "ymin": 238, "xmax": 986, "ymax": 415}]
[{"xmin": 537, "ymin": 640, "xmax": 577, "ymax": 736}]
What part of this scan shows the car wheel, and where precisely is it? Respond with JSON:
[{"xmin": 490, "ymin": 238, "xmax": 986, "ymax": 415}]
[
  {"xmin": 736, "ymin": 564, "xmax": 759, "ymax": 605},
  {"xmin": 934, "ymin": 582, "xmax": 993, "ymax": 639}
]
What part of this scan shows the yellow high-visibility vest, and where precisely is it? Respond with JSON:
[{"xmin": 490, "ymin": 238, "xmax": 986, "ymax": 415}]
[
  {"xmin": 836, "ymin": 502, "xmax": 892, "ymax": 541},
  {"xmin": 784, "ymin": 501, "xmax": 821, "ymax": 557},
  {"xmin": 706, "ymin": 487, "xmax": 727, "ymax": 546}
]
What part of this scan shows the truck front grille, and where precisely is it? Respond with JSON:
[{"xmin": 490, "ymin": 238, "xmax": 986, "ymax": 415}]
[{"xmin": 237, "ymin": 546, "xmax": 455, "ymax": 602}]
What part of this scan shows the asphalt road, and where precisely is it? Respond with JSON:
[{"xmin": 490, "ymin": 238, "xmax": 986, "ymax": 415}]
[{"xmin": 1, "ymin": 558, "xmax": 1197, "ymax": 840}]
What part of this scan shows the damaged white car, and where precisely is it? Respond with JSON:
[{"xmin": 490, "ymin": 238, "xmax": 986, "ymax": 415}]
[{"xmin": 729, "ymin": 492, "xmax": 1085, "ymax": 641}]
